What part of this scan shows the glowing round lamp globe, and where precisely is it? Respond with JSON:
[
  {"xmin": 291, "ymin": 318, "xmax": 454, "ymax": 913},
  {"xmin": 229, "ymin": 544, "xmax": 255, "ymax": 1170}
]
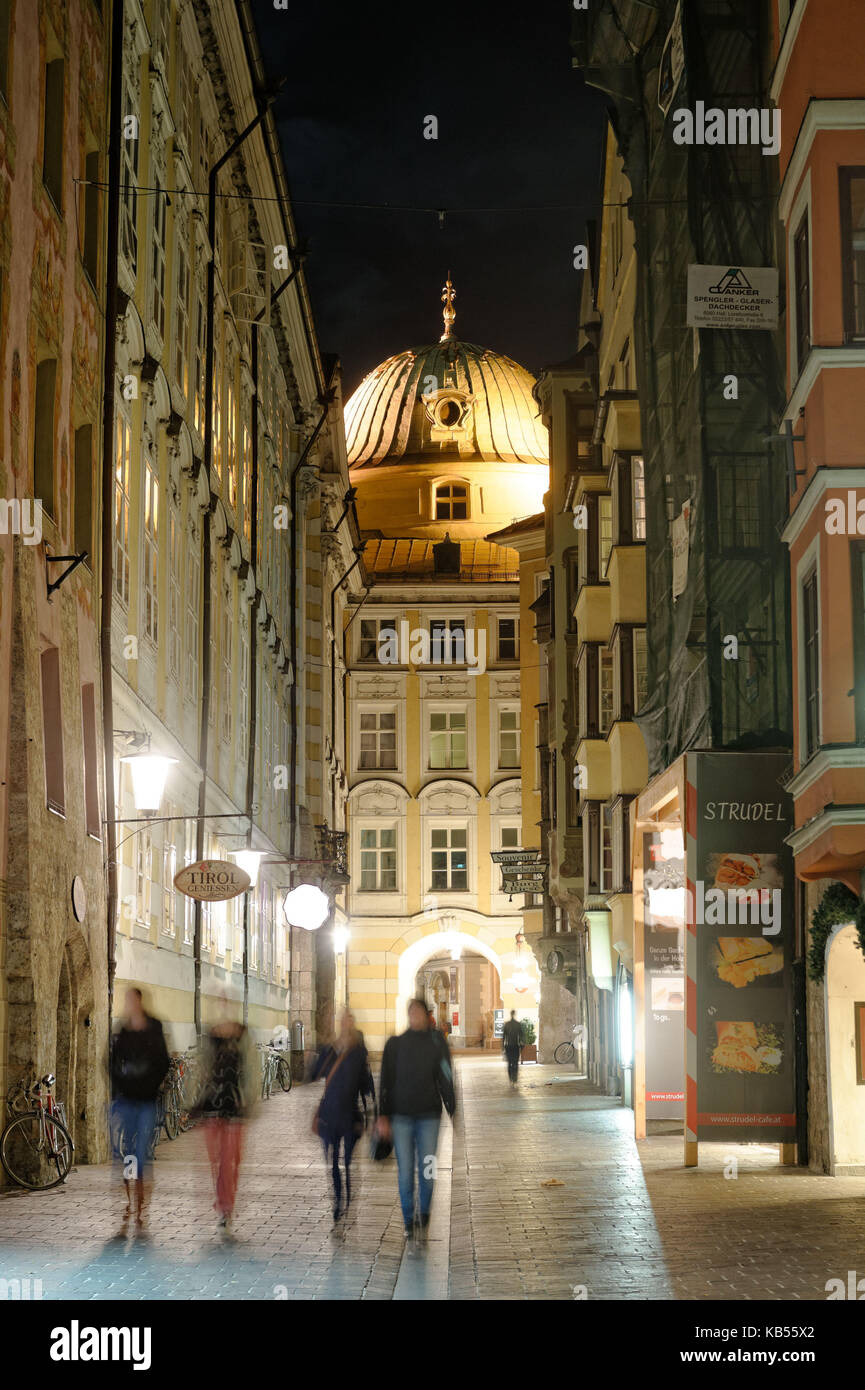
[{"xmin": 283, "ymin": 883, "xmax": 329, "ymax": 931}]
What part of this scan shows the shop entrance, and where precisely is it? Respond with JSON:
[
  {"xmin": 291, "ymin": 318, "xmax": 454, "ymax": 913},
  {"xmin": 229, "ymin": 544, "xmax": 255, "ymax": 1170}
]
[{"xmin": 826, "ymin": 923, "xmax": 865, "ymax": 1174}]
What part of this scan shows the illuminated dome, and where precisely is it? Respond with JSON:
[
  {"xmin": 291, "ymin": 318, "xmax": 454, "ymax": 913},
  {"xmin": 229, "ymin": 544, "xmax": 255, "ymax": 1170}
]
[{"xmin": 344, "ymin": 277, "xmax": 548, "ymax": 470}]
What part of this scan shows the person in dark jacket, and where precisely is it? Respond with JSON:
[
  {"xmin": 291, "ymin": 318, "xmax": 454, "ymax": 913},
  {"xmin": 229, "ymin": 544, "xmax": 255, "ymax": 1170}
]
[
  {"xmin": 311, "ymin": 1010, "xmax": 375, "ymax": 1222},
  {"xmin": 195, "ymin": 996, "xmax": 256, "ymax": 1237},
  {"xmin": 502, "ymin": 1010, "xmax": 522, "ymax": 1087},
  {"xmin": 111, "ymin": 988, "xmax": 170, "ymax": 1231},
  {"xmin": 377, "ymin": 997, "xmax": 455, "ymax": 1241}
]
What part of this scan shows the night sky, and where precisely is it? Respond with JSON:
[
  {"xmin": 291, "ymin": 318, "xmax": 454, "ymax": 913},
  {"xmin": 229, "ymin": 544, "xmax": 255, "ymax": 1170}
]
[{"xmin": 252, "ymin": 0, "xmax": 609, "ymax": 395}]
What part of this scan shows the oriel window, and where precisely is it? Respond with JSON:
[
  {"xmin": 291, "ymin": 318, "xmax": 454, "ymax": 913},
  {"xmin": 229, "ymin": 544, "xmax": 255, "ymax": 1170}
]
[{"xmin": 840, "ymin": 169, "xmax": 865, "ymax": 342}]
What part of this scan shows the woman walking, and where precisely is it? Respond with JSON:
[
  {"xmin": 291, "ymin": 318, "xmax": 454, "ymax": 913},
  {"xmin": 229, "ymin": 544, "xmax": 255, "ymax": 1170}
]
[
  {"xmin": 311, "ymin": 1011, "xmax": 375, "ymax": 1223},
  {"xmin": 111, "ymin": 987, "xmax": 170, "ymax": 1233},
  {"xmin": 196, "ymin": 999, "xmax": 256, "ymax": 1238}
]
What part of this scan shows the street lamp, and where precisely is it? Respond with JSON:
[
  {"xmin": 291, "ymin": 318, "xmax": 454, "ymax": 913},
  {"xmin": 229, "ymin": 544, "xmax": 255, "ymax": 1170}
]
[
  {"xmin": 333, "ymin": 925, "xmax": 350, "ymax": 954},
  {"xmin": 120, "ymin": 750, "xmax": 178, "ymax": 816},
  {"xmin": 283, "ymin": 882, "xmax": 330, "ymax": 931},
  {"xmin": 232, "ymin": 850, "xmax": 264, "ymax": 889}
]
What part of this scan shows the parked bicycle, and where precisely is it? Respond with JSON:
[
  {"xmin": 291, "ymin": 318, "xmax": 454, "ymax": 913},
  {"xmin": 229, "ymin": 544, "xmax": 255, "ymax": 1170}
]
[
  {"xmin": 1, "ymin": 1074, "xmax": 74, "ymax": 1190},
  {"xmin": 258, "ymin": 1042, "xmax": 292, "ymax": 1100},
  {"xmin": 161, "ymin": 1053, "xmax": 192, "ymax": 1139}
]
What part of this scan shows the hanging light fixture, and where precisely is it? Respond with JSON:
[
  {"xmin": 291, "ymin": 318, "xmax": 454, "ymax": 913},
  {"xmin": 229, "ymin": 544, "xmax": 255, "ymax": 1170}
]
[
  {"xmin": 120, "ymin": 750, "xmax": 178, "ymax": 816},
  {"xmin": 232, "ymin": 850, "xmax": 264, "ymax": 889},
  {"xmin": 333, "ymin": 925, "xmax": 350, "ymax": 954},
  {"xmin": 509, "ymin": 929, "xmax": 531, "ymax": 993},
  {"xmin": 283, "ymin": 883, "xmax": 330, "ymax": 931}
]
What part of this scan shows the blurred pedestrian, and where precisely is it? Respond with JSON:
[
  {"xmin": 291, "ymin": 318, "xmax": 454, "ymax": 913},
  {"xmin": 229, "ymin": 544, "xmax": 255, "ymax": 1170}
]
[
  {"xmin": 111, "ymin": 987, "xmax": 170, "ymax": 1232},
  {"xmin": 196, "ymin": 996, "xmax": 256, "ymax": 1237},
  {"xmin": 502, "ymin": 1009, "xmax": 522, "ymax": 1088},
  {"xmin": 376, "ymin": 998, "xmax": 455, "ymax": 1242},
  {"xmin": 311, "ymin": 1010, "xmax": 375, "ymax": 1223}
]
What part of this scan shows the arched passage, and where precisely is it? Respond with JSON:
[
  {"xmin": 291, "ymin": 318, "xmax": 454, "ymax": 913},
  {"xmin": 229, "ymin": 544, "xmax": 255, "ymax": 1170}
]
[
  {"xmin": 396, "ymin": 930, "xmax": 504, "ymax": 1046},
  {"xmin": 825, "ymin": 923, "xmax": 865, "ymax": 1173}
]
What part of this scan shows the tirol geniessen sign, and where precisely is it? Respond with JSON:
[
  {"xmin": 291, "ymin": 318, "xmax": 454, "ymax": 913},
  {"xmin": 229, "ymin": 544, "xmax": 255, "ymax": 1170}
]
[
  {"xmin": 685, "ymin": 752, "xmax": 796, "ymax": 1146},
  {"xmin": 173, "ymin": 859, "xmax": 251, "ymax": 902}
]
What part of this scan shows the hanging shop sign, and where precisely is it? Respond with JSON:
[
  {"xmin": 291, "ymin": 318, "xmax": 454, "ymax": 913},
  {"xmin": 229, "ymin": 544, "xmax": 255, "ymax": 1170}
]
[
  {"xmin": 490, "ymin": 849, "xmax": 541, "ymax": 866},
  {"xmin": 642, "ymin": 829, "xmax": 686, "ymax": 1120},
  {"xmin": 685, "ymin": 752, "xmax": 796, "ymax": 1145},
  {"xmin": 657, "ymin": 0, "xmax": 684, "ymax": 116},
  {"xmin": 493, "ymin": 1009, "xmax": 504, "ymax": 1040},
  {"xmin": 686, "ymin": 264, "xmax": 779, "ymax": 330},
  {"xmin": 173, "ymin": 859, "xmax": 251, "ymax": 902},
  {"xmin": 502, "ymin": 868, "xmax": 547, "ymax": 895}
]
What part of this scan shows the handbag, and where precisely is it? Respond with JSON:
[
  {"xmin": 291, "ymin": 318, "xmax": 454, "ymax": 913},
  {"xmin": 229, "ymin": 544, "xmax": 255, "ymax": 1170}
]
[
  {"xmin": 311, "ymin": 1048, "xmax": 347, "ymax": 1137},
  {"xmin": 369, "ymin": 1113, "xmax": 392, "ymax": 1162}
]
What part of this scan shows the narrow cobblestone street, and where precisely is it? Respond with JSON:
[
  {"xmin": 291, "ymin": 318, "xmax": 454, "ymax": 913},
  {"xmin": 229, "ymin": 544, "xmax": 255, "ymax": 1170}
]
[{"xmin": 2, "ymin": 1056, "xmax": 865, "ymax": 1301}]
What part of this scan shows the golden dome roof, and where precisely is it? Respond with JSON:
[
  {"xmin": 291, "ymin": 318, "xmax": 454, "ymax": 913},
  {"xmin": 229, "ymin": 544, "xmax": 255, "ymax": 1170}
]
[{"xmin": 344, "ymin": 279, "xmax": 548, "ymax": 470}]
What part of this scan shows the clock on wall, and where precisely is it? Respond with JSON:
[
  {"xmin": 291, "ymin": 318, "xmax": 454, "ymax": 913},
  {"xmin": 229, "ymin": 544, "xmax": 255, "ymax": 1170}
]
[{"xmin": 547, "ymin": 949, "xmax": 564, "ymax": 975}]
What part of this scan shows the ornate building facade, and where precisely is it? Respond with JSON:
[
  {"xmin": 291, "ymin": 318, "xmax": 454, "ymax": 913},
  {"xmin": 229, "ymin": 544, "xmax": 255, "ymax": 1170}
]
[{"xmin": 343, "ymin": 284, "xmax": 546, "ymax": 1051}]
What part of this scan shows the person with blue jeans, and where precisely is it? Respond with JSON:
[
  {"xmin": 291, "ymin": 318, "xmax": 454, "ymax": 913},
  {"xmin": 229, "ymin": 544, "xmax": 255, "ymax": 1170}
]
[
  {"xmin": 110, "ymin": 988, "xmax": 170, "ymax": 1232},
  {"xmin": 376, "ymin": 997, "xmax": 455, "ymax": 1241}
]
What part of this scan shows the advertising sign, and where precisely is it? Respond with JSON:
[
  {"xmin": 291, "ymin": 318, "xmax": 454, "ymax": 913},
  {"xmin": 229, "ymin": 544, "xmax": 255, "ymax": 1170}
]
[
  {"xmin": 642, "ymin": 829, "xmax": 686, "ymax": 1119},
  {"xmin": 493, "ymin": 1009, "xmax": 504, "ymax": 1040},
  {"xmin": 173, "ymin": 859, "xmax": 251, "ymax": 902},
  {"xmin": 686, "ymin": 752, "xmax": 796, "ymax": 1144},
  {"xmin": 686, "ymin": 264, "xmax": 779, "ymax": 330},
  {"xmin": 502, "ymin": 871, "xmax": 547, "ymax": 894},
  {"xmin": 490, "ymin": 849, "xmax": 541, "ymax": 866}
]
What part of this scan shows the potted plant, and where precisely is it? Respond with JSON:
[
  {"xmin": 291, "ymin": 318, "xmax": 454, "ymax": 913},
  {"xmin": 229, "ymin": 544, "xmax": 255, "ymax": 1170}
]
[{"xmin": 520, "ymin": 1019, "xmax": 537, "ymax": 1063}]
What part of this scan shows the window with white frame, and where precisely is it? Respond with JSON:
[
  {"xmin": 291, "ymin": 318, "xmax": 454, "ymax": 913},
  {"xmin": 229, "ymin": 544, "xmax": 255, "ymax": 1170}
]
[
  {"xmin": 226, "ymin": 366, "xmax": 238, "ymax": 509},
  {"xmin": 208, "ymin": 566, "xmax": 218, "ymax": 729},
  {"xmin": 358, "ymin": 616, "xmax": 398, "ymax": 662},
  {"xmin": 435, "ymin": 481, "xmax": 468, "ymax": 520},
  {"xmin": 632, "ymin": 456, "xmax": 646, "ymax": 541},
  {"xmin": 359, "ymin": 827, "xmax": 397, "ymax": 891},
  {"xmin": 119, "ymin": 81, "xmax": 139, "ymax": 272},
  {"xmin": 185, "ymin": 539, "xmax": 199, "ymax": 701},
  {"xmin": 114, "ymin": 411, "xmax": 132, "ymax": 606},
  {"xmin": 212, "ymin": 325, "xmax": 223, "ymax": 481},
  {"xmin": 183, "ymin": 819, "xmax": 196, "ymax": 945},
  {"xmin": 497, "ymin": 616, "xmax": 518, "ymax": 660},
  {"xmin": 162, "ymin": 814, "xmax": 177, "ymax": 937},
  {"xmin": 175, "ymin": 29, "xmax": 194, "ymax": 154},
  {"xmin": 238, "ymin": 617, "xmax": 249, "ymax": 749},
  {"xmin": 633, "ymin": 627, "xmax": 648, "ymax": 713},
  {"xmin": 429, "ymin": 709, "xmax": 467, "ymax": 769},
  {"xmin": 192, "ymin": 288, "xmax": 206, "ymax": 435},
  {"xmin": 359, "ymin": 709, "xmax": 396, "ymax": 769},
  {"xmin": 142, "ymin": 457, "xmax": 159, "ymax": 645},
  {"xmin": 151, "ymin": 178, "xmax": 167, "ymax": 341},
  {"xmin": 498, "ymin": 708, "xmax": 520, "ymax": 768},
  {"xmin": 241, "ymin": 414, "xmax": 252, "ymax": 541},
  {"xmin": 136, "ymin": 824, "xmax": 152, "ymax": 926},
  {"xmin": 222, "ymin": 598, "xmax": 232, "ymax": 744},
  {"xmin": 430, "ymin": 617, "xmax": 466, "ymax": 663},
  {"xmin": 168, "ymin": 509, "xmax": 181, "ymax": 681},
  {"xmin": 599, "ymin": 651, "xmax": 614, "ymax": 734},
  {"xmin": 501, "ymin": 825, "xmax": 520, "ymax": 849},
  {"xmin": 599, "ymin": 493, "xmax": 613, "ymax": 574},
  {"xmin": 431, "ymin": 827, "xmax": 468, "ymax": 891}
]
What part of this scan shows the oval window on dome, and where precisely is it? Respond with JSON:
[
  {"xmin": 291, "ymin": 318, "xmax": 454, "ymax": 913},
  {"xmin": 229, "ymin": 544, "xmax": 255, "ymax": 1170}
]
[{"xmin": 436, "ymin": 399, "xmax": 462, "ymax": 428}]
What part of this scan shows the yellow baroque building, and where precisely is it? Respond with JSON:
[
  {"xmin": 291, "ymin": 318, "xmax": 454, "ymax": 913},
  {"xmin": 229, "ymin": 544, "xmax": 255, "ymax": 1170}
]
[{"xmin": 343, "ymin": 283, "xmax": 548, "ymax": 1051}]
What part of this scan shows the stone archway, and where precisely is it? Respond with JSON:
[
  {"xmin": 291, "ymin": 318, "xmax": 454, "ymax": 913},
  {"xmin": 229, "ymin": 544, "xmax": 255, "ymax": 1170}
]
[
  {"xmin": 825, "ymin": 923, "xmax": 865, "ymax": 1174},
  {"xmin": 396, "ymin": 930, "xmax": 504, "ymax": 1044},
  {"xmin": 55, "ymin": 927, "xmax": 98, "ymax": 1163}
]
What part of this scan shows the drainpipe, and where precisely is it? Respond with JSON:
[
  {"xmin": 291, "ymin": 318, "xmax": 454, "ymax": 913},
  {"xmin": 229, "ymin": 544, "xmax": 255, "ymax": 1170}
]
[
  {"xmin": 328, "ymin": 545, "xmax": 365, "ymax": 823},
  {"xmin": 194, "ymin": 103, "xmax": 271, "ymax": 1037},
  {"xmin": 100, "ymin": 0, "xmax": 124, "ymax": 1039}
]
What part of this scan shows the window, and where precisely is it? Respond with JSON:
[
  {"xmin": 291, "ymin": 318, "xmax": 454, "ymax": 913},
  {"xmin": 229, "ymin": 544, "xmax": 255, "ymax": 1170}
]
[
  {"xmin": 151, "ymin": 179, "xmax": 167, "ymax": 341},
  {"xmin": 114, "ymin": 412, "xmax": 131, "ymax": 605},
  {"xmin": 840, "ymin": 169, "xmax": 865, "ymax": 342},
  {"xmin": 359, "ymin": 710, "xmax": 396, "ymax": 769},
  {"xmin": 81, "ymin": 684, "xmax": 100, "ymax": 837},
  {"xmin": 226, "ymin": 368, "xmax": 237, "ymax": 509},
  {"xmin": 599, "ymin": 651, "xmax": 614, "ymax": 734},
  {"xmin": 34, "ymin": 359, "xmax": 57, "ymax": 520},
  {"xmin": 83, "ymin": 151, "xmax": 100, "ymax": 283},
  {"xmin": 162, "ymin": 820, "xmax": 177, "ymax": 938},
  {"xmin": 360, "ymin": 827, "xmax": 396, "ymax": 891},
  {"xmin": 793, "ymin": 214, "xmax": 810, "ymax": 368},
  {"xmin": 632, "ymin": 456, "xmax": 646, "ymax": 540},
  {"xmin": 212, "ymin": 327, "xmax": 222, "ymax": 480},
  {"xmin": 175, "ymin": 32, "xmax": 194, "ymax": 153},
  {"xmin": 498, "ymin": 617, "xmax": 518, "ymax": 661},
  {"xmin": 41, "ymin": 647, "xmax": 64, "ymax": 816},
  {"xmin": 74, "ymin": 424, "xmax": 93, "ymax": 560},
  {"xmin": 192, "ymin": 290, "xmax": 206, "ymax": 434},
  {"xmin": 120, "ymin": 83, "xmax": 139, "ymax": 270},
  {"xmin": 142, "ymin": 458, "xmax": 159, "ymax": 644},
  {"xmin": 241, "ymin": 416, "xmax": 252, "ymax": 542},
  {"xmin": 43, "ymin": 59, "xmax": 64, "ymax": 211},
  {"xmin": 501, "ymin": 825, "xmax": 520, "ymax": 849},
  {"xmin": 802, "ymin": 568, "xmax": 820, "ymax": 759},
  {"xmin": 435, "ymin": 482, "xmax": 468, "ymax": 520},
  {"xmin": 358, "ymin": 617, "xmax": 397, "ymax": 662},
  {"xmin": 429, "ymin": 710, "xmax": 467, "ymax": 769},
  {"xmin": 633, "ymin": 627, "xmax": 648, "ymax": 713},
  {"xmin": 498, "ymin": 709, "xmax": 520, "ymax": 768},
  {"xmin": 174, "ymin": 232, "xmax": 190, "ymax": 396},
  {"xmin": 222, "ymin": 600, "xmax": 232, "ymax": 744},
  {"xmin": 600, "ymin": 807, "xmax": 613, "ymax": 893},
  {"xmin": 238, "ymin": 618, "xmax": 249, "ymax": 749},
  {"xmin": 185, "ymin": 541, "xmax": 200, "ymax": 700},
  {"xmin": 599, "ymin": 494, "xmax": 613, "ymax": 573},
  {"xmin": 168, "ymin": 510, "xmax": 181, "ymax": 681},
  {"xmin": 150, "ymin": 0, "xmax": 169, "ymax": 66},
  {"xmin": 135, "ymin": 825, "xmax": 152, "ymax": 925},
  {"xmin": 431, "ymin": 827, "xmax": 468, "ymax": 891},
  {"xmin": 852, "ymin": 542, "xmax": 865, "ymax": 741},
  {"xmin": 430, "ymin": 618, "xmax": 466, "ymax": 663},
  {"xmin": 183, "ymin": 820, "xmax": 196, "ymax": 944}
]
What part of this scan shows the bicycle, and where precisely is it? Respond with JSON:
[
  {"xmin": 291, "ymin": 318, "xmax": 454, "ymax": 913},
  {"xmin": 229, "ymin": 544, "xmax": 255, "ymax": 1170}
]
[
  {"xmin": 1, "ymin": 1074, "xmax": 74, "ymax": 1191},
  {"xmin": 258, "ymin": 1043, "xmax": 292, "ymax": 1100},
  {"xmin": 554, "ymin": 1040, "xmax": 576, "ymax": 1064}
]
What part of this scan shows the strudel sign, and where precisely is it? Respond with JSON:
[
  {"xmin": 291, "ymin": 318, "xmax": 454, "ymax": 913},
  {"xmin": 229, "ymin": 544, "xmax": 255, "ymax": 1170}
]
[
  {"xmin": 173, "ymin": 859, "xmax": 251, "ymax": 902},
  {"xmin": 685, "ymin": 752, "xmax": 796, "ymax": 1145}
]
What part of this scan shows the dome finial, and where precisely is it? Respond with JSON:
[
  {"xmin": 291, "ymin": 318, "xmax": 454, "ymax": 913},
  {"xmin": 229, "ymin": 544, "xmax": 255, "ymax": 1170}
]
[{"xmin": 440, "ymin": 273, "xmax": 456, "ymax": 341}]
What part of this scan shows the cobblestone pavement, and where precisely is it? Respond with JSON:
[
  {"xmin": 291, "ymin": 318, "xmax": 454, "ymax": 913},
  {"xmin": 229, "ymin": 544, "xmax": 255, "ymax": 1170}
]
[{"xmin": 1, "ymin": 1055, "xmax": 864, "ymax": 1300}]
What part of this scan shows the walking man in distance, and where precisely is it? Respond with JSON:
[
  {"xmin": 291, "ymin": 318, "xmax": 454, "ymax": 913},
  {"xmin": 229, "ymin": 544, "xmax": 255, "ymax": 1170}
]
[
  {"xmin": 377, "ymin": 998, "xmax": 455, "ymax": 1242},
  {"xmin": 502, "ymin": 1010, "xmax": 522, "ymax": 1089}
]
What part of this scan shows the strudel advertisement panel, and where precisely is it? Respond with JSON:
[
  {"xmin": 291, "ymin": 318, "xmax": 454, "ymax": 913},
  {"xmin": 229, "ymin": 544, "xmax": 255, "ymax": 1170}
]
[{"xmin": 686, "ymin": 752, "xmax": 796, "ymax": 1144}]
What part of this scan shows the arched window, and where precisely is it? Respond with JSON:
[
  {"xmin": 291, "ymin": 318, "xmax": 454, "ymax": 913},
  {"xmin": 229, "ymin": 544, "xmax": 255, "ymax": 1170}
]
[{"xmin": 435, "ymin": 481, "xmax": 468, "ymax": 521}]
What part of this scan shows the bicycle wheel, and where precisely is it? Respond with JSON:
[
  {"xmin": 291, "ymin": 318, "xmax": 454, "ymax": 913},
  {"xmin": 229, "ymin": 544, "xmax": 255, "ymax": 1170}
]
[
  {"xmin": 163, "ymin": 1088, "xmax": 179, "ymax": 1140},
  {"xmin": 554, "ymin": 1042, "xmax": 575, "ymax": 1065},
  {"xmin": 276, "ymin": 1057, "xmax": 292, "ymax": 1093},
  {"xmin": 1, "ymin": 1112, "xmax": 73, "ymax": 1190}
]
